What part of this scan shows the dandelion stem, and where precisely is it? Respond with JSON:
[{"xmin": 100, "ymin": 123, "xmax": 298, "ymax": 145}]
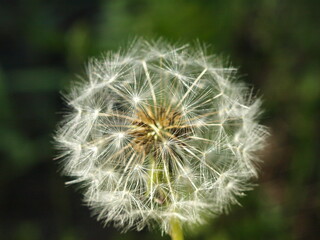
[{"xmin": 170, "ymin": 218, "xmax": 184, "ymax": 240}]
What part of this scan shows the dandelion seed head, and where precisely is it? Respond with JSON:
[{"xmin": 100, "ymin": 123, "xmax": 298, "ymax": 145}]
[{"xmin": 55, "ymin": 38, "xmax": 268, "ymax": 234}]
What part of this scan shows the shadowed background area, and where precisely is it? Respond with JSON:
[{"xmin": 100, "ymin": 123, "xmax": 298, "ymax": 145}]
[{"xmin": 0, "ymin": 0, "xmax": 319, "ymax": 239}]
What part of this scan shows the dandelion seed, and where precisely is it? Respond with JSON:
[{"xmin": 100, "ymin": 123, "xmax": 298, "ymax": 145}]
[
  {"xmin": 54, "ymin": 38, "xmax": 268, "ymax": 239},
  {"xmin": 133, "ymin": 96, "xmax": 141, "ymax": 104}
]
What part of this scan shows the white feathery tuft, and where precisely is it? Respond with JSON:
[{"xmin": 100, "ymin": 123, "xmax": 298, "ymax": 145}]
[{"xmin": 54, "ymin": 38, "xmax": 268, "ymax": 234}]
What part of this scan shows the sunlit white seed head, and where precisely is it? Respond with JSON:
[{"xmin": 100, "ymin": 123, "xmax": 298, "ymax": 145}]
[{"xmin": 54, "ymin": 38, "xmax": 268, "ymax": 234}]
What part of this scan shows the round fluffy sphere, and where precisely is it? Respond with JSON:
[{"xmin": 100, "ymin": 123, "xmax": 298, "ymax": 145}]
[{"xmin": 55, "ymin": 39, "xmax": 268, "ymax": 233}]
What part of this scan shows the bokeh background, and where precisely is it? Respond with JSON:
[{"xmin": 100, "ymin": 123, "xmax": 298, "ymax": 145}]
[{"xmin": 0, "ymin": 0, "xmax": 319, "ymax": 239}]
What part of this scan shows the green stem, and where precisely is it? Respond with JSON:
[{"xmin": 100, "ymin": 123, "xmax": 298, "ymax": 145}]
[
  {"xmin": 170, "ymin": 218, "xmax": 184, "ymax": 240},
  {"xmin": 148, "ymin": 150, "xmax": 183, "ymax": 239}
]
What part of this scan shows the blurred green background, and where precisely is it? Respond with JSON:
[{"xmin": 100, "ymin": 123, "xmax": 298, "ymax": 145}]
[{"xmin": 0, "ymin": 0, "xmax": 319, "ymax": 239}]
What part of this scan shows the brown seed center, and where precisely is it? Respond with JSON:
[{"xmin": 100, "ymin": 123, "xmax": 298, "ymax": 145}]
[{"xmin": 129, "ymin": 107, "xmax": 189, "ymax": 154}]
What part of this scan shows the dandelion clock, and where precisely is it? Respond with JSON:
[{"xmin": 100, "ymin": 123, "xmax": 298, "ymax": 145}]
[{"xmin": 54, "ymin": 39, "xmax": 268, "ymax": 240}]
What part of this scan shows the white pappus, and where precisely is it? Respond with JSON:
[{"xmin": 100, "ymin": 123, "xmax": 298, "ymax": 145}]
[{"xmin": 54, "ymin": 38, "xmax": 268, "ymax": 235}]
